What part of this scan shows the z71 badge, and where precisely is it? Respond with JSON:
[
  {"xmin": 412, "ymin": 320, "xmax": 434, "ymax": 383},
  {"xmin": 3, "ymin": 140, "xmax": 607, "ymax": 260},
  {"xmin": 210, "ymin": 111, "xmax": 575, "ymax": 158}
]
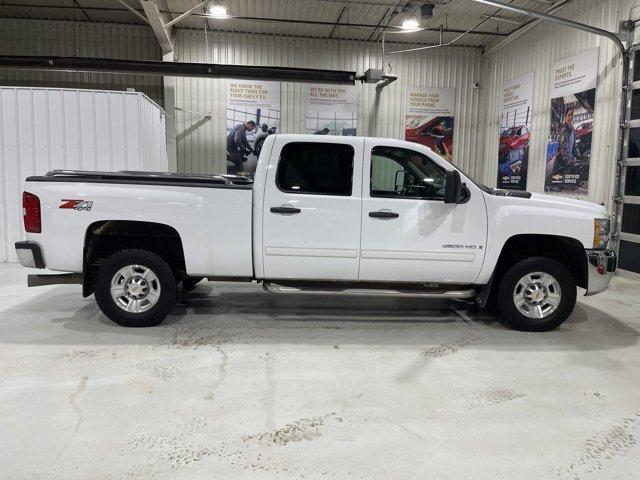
[{"xmin": 59, "ymin": 199, "xmax": 94, "ymax": 211}]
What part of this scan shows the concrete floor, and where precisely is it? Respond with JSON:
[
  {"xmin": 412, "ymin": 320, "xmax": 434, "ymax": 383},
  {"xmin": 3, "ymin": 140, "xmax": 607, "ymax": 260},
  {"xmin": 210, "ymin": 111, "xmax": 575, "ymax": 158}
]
[{"xmin": 1, "ymin": 263, "xmax": 640, "ymax": 479}]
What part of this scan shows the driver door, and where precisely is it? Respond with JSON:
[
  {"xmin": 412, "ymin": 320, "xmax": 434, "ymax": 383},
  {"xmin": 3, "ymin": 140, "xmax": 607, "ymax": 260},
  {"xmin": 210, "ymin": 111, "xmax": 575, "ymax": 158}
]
[{"xmin": 359, "ymin": 140, "xmax": 487, "ymax": 283}]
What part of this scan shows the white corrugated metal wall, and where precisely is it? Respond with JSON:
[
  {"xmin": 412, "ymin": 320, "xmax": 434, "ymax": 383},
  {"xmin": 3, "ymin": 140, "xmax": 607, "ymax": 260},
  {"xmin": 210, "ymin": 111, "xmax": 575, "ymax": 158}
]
[
  {"xmin": 173, "ymin": 30, "xmax": 484, "ymax": 176},
  {"xmin": 0, "ymin": 18, "xmax": 164, "ymax": 106},
  {"xmin": 0, "ymin": 87, "xmax": 168, "ymax": 262},
  {"xmin": 479, "ymin": 0, "xmax": 638, "ymax": 208}
]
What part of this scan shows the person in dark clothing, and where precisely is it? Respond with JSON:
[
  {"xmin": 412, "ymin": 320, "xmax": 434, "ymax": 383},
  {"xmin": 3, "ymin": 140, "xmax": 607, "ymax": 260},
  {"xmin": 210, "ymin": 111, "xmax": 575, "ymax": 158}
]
[
  {"xmin": 556, "ymin": 108, "xmax": 579, "ymax": 170},
  {"xmin": 227, "ymin": 120, "xmax": 256, "ymax": 171},
  {"xmin": 314, "ymin": 127, "xmax": 330, "ymax": 135}
]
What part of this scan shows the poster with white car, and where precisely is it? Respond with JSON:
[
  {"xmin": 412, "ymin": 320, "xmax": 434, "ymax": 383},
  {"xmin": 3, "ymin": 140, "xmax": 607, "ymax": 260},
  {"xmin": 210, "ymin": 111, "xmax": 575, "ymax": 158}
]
[
  {"xmin": 404, "ymin": 86, "xmax": 455, "ymax": 161},
  {"xmin": 305, "ymin": 84, "xmax": 357, "ymax": 136},
  {"xmin": 226, "ymin": 80, "xmax": 281, "ymax": 175},
  {"xmin": 497, "ymin": 72, "xmax": 534, "ymax": 190},
  {"xmin": 545, "ymin": 48, "xmax": 598, "ymax": 194}
]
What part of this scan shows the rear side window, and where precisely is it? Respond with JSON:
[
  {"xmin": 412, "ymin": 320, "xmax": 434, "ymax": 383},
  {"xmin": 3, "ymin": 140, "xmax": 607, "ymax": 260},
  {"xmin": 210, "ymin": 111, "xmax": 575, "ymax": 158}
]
[{"xmin": 276, "ymin": 142, "xmax": 354, "ymax": 196}]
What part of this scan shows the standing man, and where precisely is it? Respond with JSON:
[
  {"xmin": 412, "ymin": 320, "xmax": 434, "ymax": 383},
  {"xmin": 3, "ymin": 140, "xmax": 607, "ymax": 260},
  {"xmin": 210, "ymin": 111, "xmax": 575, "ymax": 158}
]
[
  {"xmin": 227, "ymin": 120, "xmax": 256, "ymax": 172},
  {"xmin": 556, "ymin": 107, "xmax": 578, "ymax": 170}
]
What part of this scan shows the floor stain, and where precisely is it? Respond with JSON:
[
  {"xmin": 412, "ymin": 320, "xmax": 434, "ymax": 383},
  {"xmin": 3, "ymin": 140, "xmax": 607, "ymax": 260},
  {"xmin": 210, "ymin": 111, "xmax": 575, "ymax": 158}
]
[
  {"xmin": 204, "ymin": 346, "xmax": 229, "ymax": 401},
  {"xmin": 56, "ymin": 350, "xmax": 99, "ymax": 359},
  {"xmin": 420, "ymin": 333, "xmax": 483, "ymax": 358},
  {"xmin": 557, "ymin": 411, "xmax": 640, "ymax": 479},
  {"xmin": 243, "ymin": 413, "xmax": 339, "ymax": 446},
  {"xmin": 52, "ymin": 375, "xmax": 89, "ymax": 464},
  {"xmin": 136, "ymin": 360, "xmax": 182, "ymax": 381},
  {"xmin": 462, "ymin": 386, "xmax": 525, "ymax": 410},
  {"xmin": 262, "ymin": 353, "xmax": 276, "ymax": 430}
]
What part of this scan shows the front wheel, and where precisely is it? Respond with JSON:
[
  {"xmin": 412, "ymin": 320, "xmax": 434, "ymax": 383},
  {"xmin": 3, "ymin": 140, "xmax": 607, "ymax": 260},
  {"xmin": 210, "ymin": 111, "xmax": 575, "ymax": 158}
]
[
  {"xmin": 498, "ymin": 257, "xmax": 576, "ymax": 332},
  {"xmin": 95, "ymin": 249, "xmax": 177, "ymax": 327}
]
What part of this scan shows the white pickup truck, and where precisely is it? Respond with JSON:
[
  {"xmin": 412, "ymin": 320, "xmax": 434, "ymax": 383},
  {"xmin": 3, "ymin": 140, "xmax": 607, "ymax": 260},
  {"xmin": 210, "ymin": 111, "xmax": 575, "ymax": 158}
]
[{"xmin": 16, "ymin": 134, "xmax": 616, "ymax": 331}]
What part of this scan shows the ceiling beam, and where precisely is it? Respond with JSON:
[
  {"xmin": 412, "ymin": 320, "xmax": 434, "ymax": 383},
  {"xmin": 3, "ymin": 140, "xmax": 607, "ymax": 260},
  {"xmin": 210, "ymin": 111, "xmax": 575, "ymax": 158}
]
[
  {"xmin": 328, "ymin": 6, "xmax": 347, "ymax": 39},
  {"xmin": 112, "ymin": 0, "xmax": 148, "ymax": 24},
  {"xmin": 139, "ymin": 0, "xmax": 174, "ymax": 54}
]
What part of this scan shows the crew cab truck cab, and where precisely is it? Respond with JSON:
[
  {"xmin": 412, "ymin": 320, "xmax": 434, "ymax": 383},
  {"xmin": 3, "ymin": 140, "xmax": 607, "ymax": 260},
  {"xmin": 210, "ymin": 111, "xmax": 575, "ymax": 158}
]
[{"xmin": 15, "ymin": 134, "xmax": 616, "ymax": 331}]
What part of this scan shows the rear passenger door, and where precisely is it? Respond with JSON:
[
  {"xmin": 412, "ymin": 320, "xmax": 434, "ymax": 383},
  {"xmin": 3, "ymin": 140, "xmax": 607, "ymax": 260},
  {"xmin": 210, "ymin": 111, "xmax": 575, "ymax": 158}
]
[{"xmin": 261, "ymin": 137, "xmax": 363, "ymax": 280}]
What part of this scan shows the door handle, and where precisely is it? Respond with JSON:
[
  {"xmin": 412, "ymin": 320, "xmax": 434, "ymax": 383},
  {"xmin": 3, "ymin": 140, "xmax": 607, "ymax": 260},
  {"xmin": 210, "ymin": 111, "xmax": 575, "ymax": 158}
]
[
  {"xmin": 369, "ymin": 210, "xmax": 399, "ymax": 218},
  {"xmin": 270, "ymin": 206, "xmax": 301, "ymax": 214}
]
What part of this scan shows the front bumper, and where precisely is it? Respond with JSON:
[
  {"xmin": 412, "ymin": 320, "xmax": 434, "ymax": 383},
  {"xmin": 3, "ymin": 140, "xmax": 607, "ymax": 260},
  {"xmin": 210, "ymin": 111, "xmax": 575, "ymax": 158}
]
[
  {"xmin": 15, "ymin": 241, "xmax": 45, "ymax": 269},
  {"xmin": 585, "ymin": 249, "xmax": 616, "ymax": 296}
]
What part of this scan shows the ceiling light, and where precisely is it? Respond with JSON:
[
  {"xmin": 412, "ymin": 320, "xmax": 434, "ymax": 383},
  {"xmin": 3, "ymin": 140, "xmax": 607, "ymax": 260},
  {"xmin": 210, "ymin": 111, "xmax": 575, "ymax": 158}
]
[
  {"xmin": 401, "ymin": 17, "xmax": 420, "ymax": 30},
  {"xmin": 207, "ymin": 1, "xmax": 228, "ymax": 18}
]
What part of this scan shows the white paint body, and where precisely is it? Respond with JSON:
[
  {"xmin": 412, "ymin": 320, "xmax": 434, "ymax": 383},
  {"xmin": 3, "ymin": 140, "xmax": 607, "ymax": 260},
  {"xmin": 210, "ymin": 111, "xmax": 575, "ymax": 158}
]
[{"xmin": 23, "ymin": 134, "xmax": 606, "ymax": 285}]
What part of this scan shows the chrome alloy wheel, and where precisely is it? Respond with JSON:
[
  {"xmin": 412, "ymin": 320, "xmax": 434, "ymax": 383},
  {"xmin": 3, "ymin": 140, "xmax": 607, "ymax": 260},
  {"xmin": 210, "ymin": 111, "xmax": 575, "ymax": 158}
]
[
  {"xmin": 513, "ymin": 271, "xmax": 562, "ymax": 319},
  {"xmin": 110, "ymin": 264, "xmax": 161, "ymax": 313}
]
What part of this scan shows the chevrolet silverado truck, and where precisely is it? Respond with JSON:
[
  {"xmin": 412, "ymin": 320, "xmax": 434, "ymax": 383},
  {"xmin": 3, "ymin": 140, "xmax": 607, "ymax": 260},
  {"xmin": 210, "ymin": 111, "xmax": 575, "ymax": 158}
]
[{"xmin": 15, "ymin": 134, "xmax": 616, "ymax": 331}]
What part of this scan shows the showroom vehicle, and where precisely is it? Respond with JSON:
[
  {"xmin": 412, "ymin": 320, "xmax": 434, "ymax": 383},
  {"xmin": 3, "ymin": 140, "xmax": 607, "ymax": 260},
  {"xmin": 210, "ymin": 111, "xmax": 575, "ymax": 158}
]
[
  {"xmin": 498, "ymin": 125, "xmax": 530, "ymax": 162},
  {"xmin": 15, "ymin": 134, "xmax": 616, "ymax": 331},
  {"xmin": 404, "ymin": 116, "xmax": 454, "ymax": 155}
]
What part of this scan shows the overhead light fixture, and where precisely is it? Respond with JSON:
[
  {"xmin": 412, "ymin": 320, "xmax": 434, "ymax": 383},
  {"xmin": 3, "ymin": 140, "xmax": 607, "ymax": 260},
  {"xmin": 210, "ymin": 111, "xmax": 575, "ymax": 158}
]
[
  {"xmin": 401, "ymin": 16, "xmax": 420, "ymax": 30},
  {"xmin": 207, "ymin": 0, "xmax": 228, "ymax": 18}
]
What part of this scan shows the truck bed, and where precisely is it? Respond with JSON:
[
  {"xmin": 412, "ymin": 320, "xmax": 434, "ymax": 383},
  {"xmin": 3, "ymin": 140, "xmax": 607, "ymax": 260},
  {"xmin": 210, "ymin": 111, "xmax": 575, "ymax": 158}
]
[{"xmin": 23, "ymin": 170, "xmax": 254, "ymax": 277}]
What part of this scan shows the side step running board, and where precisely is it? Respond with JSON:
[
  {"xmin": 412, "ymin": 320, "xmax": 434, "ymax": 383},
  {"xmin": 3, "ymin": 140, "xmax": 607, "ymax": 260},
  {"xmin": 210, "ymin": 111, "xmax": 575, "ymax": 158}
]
[
  {"xmin": 28, "ymin": 273, "xmax": 83, "ymax": 287},
  {"xmin": 263, "ymin": 282, "xmax": 475, "ymax": 299}
]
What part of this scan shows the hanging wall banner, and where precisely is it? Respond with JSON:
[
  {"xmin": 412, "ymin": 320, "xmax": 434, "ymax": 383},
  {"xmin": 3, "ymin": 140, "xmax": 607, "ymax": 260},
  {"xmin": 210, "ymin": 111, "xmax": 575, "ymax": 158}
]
[
  {"xmin": 404, "ymin": 86, "xmax": 455, "ymax": 161},
  {"xmin": 545, "ymin": 48, "xmax": 598, "ymax": 194},
  {"xmin": 226, "ymin": 80, "xmax": 281, "ymax": 175},
  {"xmin": 497, "ymin": 72, "xmax": 534, "ymax": 190},
  {"xmin": 305, "ymin": 84, "xmax": 357, "ymax": 136}
]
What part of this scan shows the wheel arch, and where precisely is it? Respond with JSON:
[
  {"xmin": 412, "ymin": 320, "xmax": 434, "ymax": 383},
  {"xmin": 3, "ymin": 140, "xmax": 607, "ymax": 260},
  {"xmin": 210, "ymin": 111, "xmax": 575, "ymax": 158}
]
[
  {"xmin": 82, "ymin": 220, "xmax": 186, "ymax": 297},
  {"xmin": 492, "ymin": 234, "xmax": 587, "ymax": 290}
]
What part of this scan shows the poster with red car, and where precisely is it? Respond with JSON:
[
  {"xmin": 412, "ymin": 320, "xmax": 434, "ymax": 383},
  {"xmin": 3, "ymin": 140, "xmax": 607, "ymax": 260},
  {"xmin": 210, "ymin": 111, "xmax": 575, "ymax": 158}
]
[
  {"xmin": 545, "ymin": 48, "xmax": 598, "ymax": 194},
  {"xmin": 404, "ymin": 87, "xmax": 455, "ymax": 161},
  {"xmin": 497, "ymin": 72, "xmax": 534, "ymax": 190}
]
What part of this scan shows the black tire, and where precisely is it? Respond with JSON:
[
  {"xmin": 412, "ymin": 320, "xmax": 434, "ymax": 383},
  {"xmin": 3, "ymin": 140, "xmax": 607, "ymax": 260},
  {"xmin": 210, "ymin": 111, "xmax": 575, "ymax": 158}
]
[
  {"xmin": 181, "ymin": 276, "xmax": 204, "ymax": 292},
  {"xmin": 254, "ymin": 137, "xmax": 265, "ymax": 157},
  {"xmin": 94, "ymin": 249, "xmax": 177, "ymax": 327},
  {"xmin": 497, "ymin": 256, "xmax": 576, "ymax": 332}
]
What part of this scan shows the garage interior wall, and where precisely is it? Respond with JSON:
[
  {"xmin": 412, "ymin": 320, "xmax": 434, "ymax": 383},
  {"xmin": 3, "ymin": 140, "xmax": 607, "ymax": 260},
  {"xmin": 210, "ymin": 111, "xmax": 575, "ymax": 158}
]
[
  {"xmin": 480, "ymin": 0, "xmax": 639, "ymax": 208},
  {"xmin": 0, "ymin": 18, "xmax": 164, "ymax": 106},
  {"xmin": 173, "ymin": 30, "xmax": 484, "ymax": 177}
]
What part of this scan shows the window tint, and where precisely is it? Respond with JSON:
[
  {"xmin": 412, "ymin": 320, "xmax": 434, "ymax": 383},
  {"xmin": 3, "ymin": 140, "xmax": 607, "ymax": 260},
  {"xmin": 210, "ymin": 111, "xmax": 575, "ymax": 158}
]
[
  {"xmin": 370, "ymin": 146, "xmax": 446, "ymax": 200},
  {"xmin": 276, "ymin": 142, "xmax": 354, "ymax": 196}
]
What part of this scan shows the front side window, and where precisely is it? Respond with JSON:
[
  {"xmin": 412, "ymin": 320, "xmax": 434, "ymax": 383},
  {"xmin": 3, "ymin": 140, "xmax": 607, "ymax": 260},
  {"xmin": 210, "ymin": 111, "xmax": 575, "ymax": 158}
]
[
  {"xmin": 370, "ymin": 146, "xmax": 446, "ymax": 200},
  {"xmin": 276, "ymin": 142, "xmax": 354, "ymax": 196}
]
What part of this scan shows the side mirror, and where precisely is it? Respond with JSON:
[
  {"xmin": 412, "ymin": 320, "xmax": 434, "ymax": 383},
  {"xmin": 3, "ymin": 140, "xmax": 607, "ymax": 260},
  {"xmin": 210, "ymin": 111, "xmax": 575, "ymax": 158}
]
[{"xmin": 444, "ymin": 170, "xmax": 462, "ymax": 204}]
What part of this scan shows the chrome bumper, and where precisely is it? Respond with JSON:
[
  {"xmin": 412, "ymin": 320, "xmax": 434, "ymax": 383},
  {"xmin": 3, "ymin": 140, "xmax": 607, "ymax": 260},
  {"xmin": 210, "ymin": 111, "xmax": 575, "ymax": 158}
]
[
  {"xmin": 15, "ymin": 241, "xmax": 45, "ymax": 269},
  {"xmin": 585, "ymin": 249, "xmax": 616, "ymax": 296}
]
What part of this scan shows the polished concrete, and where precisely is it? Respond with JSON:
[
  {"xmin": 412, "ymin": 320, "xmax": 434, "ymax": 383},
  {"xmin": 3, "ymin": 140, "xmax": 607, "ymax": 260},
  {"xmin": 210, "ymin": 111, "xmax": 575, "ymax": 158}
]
[{"xmin": 1, "ymin": 262, "xmax": 640, "ymax": 479}]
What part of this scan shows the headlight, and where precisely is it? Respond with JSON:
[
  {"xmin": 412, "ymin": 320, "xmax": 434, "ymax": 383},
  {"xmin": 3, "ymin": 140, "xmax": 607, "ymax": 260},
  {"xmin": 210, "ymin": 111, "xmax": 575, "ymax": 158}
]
[{"xmin": 593, "ymin": 218, "xmax": 610, "ymax": 249}]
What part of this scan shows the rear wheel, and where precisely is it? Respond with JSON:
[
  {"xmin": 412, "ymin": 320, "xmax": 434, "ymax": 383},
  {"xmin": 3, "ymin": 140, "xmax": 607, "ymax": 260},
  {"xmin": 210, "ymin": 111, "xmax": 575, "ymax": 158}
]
[
  {"xmin": 498, "ymin": 257, "xmax": 576, "ymax": 332},
  {"xmin": 95, "ymin": 249, "xmax": 177, "ymax": 327}
]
